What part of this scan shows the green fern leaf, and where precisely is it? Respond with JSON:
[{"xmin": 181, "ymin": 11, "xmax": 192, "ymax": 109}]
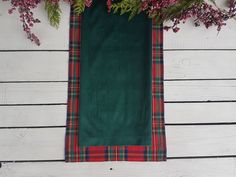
[
  {"xmin": 73, "ymin": 0, "xmax": 86, "ymax": 15},
  {"xmin": 45, "ymin": 0, "xmax": 61, "ymax": 28}
]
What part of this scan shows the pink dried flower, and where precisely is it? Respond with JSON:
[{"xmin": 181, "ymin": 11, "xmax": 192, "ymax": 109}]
[
  {"xmin": 3, "ymin": 0, "xmax": 42, "ymax": 45},
  {"xmin": 141, "ymin": 0, "xmax": 236, "ymax": 33},
  {"xmin": 3, "ymin": 0, "xmax": 71, "ymax": 45}
]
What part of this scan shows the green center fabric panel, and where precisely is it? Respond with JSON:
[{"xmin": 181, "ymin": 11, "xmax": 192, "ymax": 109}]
[{"xmin": 79, "ymin": 0, "xmax": 152, "ymax": 146}]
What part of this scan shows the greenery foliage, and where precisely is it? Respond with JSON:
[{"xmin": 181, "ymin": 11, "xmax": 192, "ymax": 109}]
[
  {"xmin": 4, "ymin": 0, "xmax": 236, "ymax": 45},
  {"xmin": 73, "ymin": 0, "xmax": 86, "ymax": 15},
  {"xmin": 111, "ymin": 0, "xmax": 204, "ymax": 22},
  {"xmin": 110, "ymin": 0, "xmax": 142, "ymax": 20},
  {"xmin": 45, "ymin": 0, "xmax": 62, "ymax": 28}
]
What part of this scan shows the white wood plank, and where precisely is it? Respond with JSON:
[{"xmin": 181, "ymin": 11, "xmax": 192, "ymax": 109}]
[
  {"xmin": 0, "ymin": 52, "xmax": 68, "ymax": 81},
  {"xmin": 0, "ymin": 128, "xmax": 65, "ymax": 161},
  {"xmin": 1, "ymin": 80, "xmax": 235, "ymax": 105},
  {"xmin": 1, "ymin": 103, "xmax": 235, "ymax": 127},
  {"xmin": 0, "ymin": 83, "xmax": 67, "ymax": 104},
  {"xmin": 1, "ymin": 125, "xmax": 236, "ymax": 160},
  {"xmin": 165, "ymin": 80, "xmax": 236, "ymax": 101},
  {"xmin": 1, "ymin": 0, "xmax": 235, "ymax": 50},
  {"xmin": 164, "ymin": 19, "xmax": 236, "ymax": 49},
  {"xmin": 165, "ymin": 102, "xmax": 236, "ymax": 124},
  {"xmin": 0, "ymin": 2, "xmax": 70, "ymax": 50},
  {"xmin": 0, "ymin": 105, "xmax": 66, "ymax": 127},
  {"xmin": 166, "ymin": 125, "xmax": 236, "ymax": 157},
  {"xmin": 1, "ymin": 50, "xmax": 235, "ymax": 82},
  {"xmin": 164, "ymin": 51, "xmax": 236, "ymax": 79},
  {"xmin": 1, "ymin": 158, "xmax": 235, "ymax": 177},
  {"xmin": 164, "ymin": 0, "xmax": 236, "ymax": 49}
]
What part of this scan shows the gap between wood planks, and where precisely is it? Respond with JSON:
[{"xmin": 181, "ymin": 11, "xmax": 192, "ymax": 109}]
[
  {"xmin": 0, "ymin": 50, "xmax": 69, "ymax": 52},
  {"xmin": 1, "ymin": 156, "xmax": 236, "ymax": 164},
  {"xmin": 1, "ymin": 121, "xmax": 236, "ymax": 129},
  {"xmin": 2, "ymin": 49, "xmax": 236, "ymax": 52},
  {"xmin": 0, "ymin": 100, "xmax": 236, "ymax": 107},
  {"xmin": 0, "ymin": 55, "xmax": 234, "ymax": 163},
  {"xmin": 1, "ymin": 79, "xmax": 236, "ymax": 83}
]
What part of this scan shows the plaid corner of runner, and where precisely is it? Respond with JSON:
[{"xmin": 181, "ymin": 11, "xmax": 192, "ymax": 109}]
[{"xmin": 65, "ymin": 8, "xmax": 166, "ymax": 162}]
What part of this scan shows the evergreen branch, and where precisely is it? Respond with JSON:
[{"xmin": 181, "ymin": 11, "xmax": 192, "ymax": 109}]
[
  {"xmin": 110, "ymin": 0, "xmax": 205, "ymax": 22},
  {"xmin": 111, "ymin": 0, "xmax": 142, "ymax": 20},
  {"xmin": 153, "ymin": 0, "xmax": 205, "ymax": 23},
  {"xmin": 44, "ymin": 0, "xmax": 62, "ymax": 28},
  {"xmin": 73, "ymin": 0, "xmax": 86, "ymax": 15}
]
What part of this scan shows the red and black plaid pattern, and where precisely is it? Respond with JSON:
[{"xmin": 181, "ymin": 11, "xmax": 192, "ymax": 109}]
[{"xmin": 65, "ymin": 9, "xmax": 166, "ymax": 162}]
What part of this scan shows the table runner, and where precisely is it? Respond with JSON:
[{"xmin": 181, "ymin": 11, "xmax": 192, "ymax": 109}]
[
  {"xmin": 79, "ymin": 1, "xmax": 152, "ymax": 147},
  {"xmin": 65, "ymin": 5, "xmax": 166, "ymax": 162}
]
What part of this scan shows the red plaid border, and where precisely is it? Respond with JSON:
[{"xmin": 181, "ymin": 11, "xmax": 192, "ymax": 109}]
[{"xmin": 65, "ymin": 9, "xmax": 166, "ymax": 162}]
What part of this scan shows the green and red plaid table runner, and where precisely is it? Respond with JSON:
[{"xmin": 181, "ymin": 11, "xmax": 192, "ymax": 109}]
[{"xmin": 65, "ymin": 4, "xmax": 166, "ymax": 162}]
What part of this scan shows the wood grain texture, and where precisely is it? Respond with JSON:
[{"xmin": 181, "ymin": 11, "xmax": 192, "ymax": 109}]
[
  {"xmin": 164, "ymin": 51, "xmax": 236, "ymax": 80},
  {"xmin": 1, "ymin": 103, "xmax": 235, "ymax": 127},
  {"xmin": 0, "ymin": 80, "xmax": 235, "ymax": 105},
  {"xmin": 0, "ymin": 2, "xmax": 70, "ymax": 50},
  {"xmin": 165, "ymin": 80, "xmax": 236, "ymax": 101},
  {"xmin": 165, "ymin": 102, "xmax": 236, "ymax": 124},
  {"xmin": 0, "ymin": 105, "xmax": 66, "ymax": 127},
  {"xmin": 0, "ymin": 52, "xmax": 68, "ymax": 81},
  {"xmin": 0, "ymin": 128, "xmax": 65, "ymax": 161},
  {"xmin": 0, "ymin": 0, "xmax": 236, "ymax": 175},
  {"xmin": 0, "ymin": 126, "xmax": 236, "ymax": 161},
  {"xmin": 1, "ymin": 50, "xmax": 236, "ymax": 82},
  {"xmin": 1, "ymin": 159, "xmax": 236, "ymax": 177},
  {"xmin": 164, "ymin": 0, "xmax": 236, "ymax": 50},
  {"xmin": 164, "ymin": 0, "xmax": 236, "ymax": 49},
  {"xmin": 164, "ymin": 19, "xmax": 236, "ymax": 49},
  {"xmin": 0, "ymin": 83, "xmax": 67, "ymax": 104},
  {"xmin": 166, "ymin": 125, "xmax": 236, "ymax": 157}
]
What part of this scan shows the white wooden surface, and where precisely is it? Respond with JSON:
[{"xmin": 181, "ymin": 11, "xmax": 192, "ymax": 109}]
[
  {"xmin": 0, "ymin": 2, "xmax": 236, "ymax": 177},
  {"xmin": 0, "ymin": 52, "xmax": 68, "ymax": 81},
  {"xmin": 0, "ymin": 2, "xmax": 70, "ymax": 50},
  {"xmin": 1, "ymin": 125, "xmax": 236, "ymax": 161},
  {"xmin": 0, "ymin": 159, "xmax": 235, "ymax": 177}
]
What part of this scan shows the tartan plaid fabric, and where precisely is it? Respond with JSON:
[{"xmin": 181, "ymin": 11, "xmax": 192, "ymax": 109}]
[{"xmin": 65, "ymin": 9, "xmax": 166, "ymax": 162}]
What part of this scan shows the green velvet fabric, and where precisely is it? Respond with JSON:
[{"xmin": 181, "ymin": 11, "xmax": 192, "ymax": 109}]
[{"xmin": 79, "ymin": 0, "xmax": 152, "ymax": 146}]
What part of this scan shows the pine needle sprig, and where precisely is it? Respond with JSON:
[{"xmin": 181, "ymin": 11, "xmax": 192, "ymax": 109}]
[
  {"xmin": 45, "ymin": 0, "xmax": 62, "ymax": 28},
  {"xmin": 73, "ymin": 0, "xmax": 85, "ymax": 15},
  {"xmin": 110, "ymin": 0, "xmax": 142, "ymax": 20},
  {"xmin": 3, "ymin": 0, "xmax": 236, "ymax": 45}
]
